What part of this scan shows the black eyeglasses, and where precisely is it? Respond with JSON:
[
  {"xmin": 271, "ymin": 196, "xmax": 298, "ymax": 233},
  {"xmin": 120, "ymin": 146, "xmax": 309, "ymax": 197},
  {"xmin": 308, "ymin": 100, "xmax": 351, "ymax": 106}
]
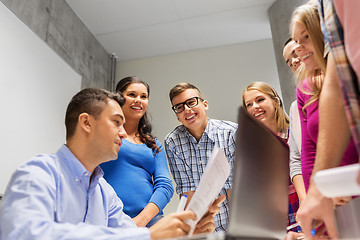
[{"xmin": 172, "ymin": 96, "xmax": 204, "ymax": 114}]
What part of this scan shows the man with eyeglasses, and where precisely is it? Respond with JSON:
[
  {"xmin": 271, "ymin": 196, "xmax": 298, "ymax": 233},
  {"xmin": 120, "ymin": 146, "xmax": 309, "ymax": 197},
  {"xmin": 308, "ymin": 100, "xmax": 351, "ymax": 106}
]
[
  {"xmin": 164, "ymin": 82, "xmax": 237, "ymax": 232},
  {"xmin": 282, "ymin": 39, "xmax": 304, "ymax": 200},
  {"xmin": 282, "ymin": 38, "xmax": 305, "ymax": 236},
  {"xmin": 283, "ymin": 38, "xmax": 302, "ymax": 74}
]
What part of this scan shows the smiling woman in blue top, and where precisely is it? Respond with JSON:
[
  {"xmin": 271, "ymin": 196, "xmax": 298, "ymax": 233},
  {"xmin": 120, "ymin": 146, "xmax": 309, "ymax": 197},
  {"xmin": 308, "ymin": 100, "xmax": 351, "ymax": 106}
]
[{"xmin": 101, "ymin": 76, "xmax": 174, "ymax": 227}]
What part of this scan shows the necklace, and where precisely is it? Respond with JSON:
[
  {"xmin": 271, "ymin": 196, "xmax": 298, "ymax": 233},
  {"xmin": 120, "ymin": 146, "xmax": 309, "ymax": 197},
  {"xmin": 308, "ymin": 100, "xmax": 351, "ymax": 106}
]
[{"xmin": 127, "ymin": 134, "xmax": 142, "ymax": 144}]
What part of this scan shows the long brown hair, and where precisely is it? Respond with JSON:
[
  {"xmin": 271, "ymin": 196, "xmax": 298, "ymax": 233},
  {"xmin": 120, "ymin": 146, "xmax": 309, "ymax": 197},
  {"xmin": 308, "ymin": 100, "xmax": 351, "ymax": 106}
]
[{"xmin": 116, "ymin": 76, "xmax": 160, "ymax": 154}]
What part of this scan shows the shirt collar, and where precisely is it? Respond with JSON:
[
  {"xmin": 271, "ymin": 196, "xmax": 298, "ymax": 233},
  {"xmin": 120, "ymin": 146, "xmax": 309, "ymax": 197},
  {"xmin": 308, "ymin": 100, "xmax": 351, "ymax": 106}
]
[
  {"xmin": 57, "ymin": 144, "xmax": 104, "ymax": 182},
  {"xmin": 203, "ymin": 119, "xmax": 215, "ymax": 141},
  {"xmin": 183, "ymin": 118, "xmax": 214, "ymax": 142}
]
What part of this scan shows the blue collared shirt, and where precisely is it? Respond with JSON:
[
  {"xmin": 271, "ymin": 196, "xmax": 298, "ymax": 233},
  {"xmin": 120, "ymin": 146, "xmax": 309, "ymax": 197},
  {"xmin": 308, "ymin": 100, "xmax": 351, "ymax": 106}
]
[
  {"xmin": 0, "ymin": 145, "xmax": 150, "ymax": 240},
  {"xmin": 164, "ymin": 118, "xmax": 237, "ymax": 232}
]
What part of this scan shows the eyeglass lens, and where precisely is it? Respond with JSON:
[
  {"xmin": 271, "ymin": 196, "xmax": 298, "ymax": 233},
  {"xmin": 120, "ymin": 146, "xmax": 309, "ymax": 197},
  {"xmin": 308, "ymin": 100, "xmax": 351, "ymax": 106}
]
[{"xmin": 173, "ymin": 97, "xmax": 200, "ymax": 113}]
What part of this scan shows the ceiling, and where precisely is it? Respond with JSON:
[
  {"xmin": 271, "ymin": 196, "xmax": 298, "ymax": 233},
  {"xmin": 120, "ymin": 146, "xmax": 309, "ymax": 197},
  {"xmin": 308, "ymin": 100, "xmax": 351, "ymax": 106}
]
[{"xmin": 66, "ymin": 0, "xmax": 276, "ymax": 62}]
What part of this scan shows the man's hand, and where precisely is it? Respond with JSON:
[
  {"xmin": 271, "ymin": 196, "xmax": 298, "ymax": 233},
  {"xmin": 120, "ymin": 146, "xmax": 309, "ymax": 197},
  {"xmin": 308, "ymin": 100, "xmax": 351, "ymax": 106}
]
[
  {"xmin": 149, "ymin": 211, "xmax": 196, "ymax": 240},
  {"xmin": 193, "ymin": 194, "xmax": 226, "ymax": 234},
  {"xmin": 297, "ymin": 185, "xmax": 338, "ymax": 239},
  {"xmin": 149, "ymin": 194, "xmax": 226, "ymax": 239}
]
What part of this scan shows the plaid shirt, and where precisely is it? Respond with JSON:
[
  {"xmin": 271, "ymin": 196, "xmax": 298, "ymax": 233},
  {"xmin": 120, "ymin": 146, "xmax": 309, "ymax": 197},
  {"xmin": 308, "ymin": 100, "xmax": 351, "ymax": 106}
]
[
  {"xmin": 288, "ymin": 184, "xmax": 301, "ymax": 232},
  {"xmin": 281, "ymin": 130, "xmax": 300, "ymax": 232},
  {"xmin": 164, "ymin": 118, "xmax": 237, "ymax": 232},
  {"xmin": 319, "ymin": 0, "xmax": 360, "ymax": 153}
]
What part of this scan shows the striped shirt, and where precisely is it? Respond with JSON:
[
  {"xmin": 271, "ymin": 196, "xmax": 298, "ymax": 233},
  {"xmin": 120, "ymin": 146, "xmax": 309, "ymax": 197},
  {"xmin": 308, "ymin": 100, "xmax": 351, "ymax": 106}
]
[{"xmin": 164, "ymin": 118, "xmax": 237, "ymax": 232}]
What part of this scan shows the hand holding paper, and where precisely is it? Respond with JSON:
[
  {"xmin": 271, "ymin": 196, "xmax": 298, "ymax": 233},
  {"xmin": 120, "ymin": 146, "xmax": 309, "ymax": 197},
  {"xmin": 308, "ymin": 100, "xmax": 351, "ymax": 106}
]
[
  {"xmin": 184, "ymin": 146, "xmax": 231, "ymax": 235},
  {"xmin": 193, "ymin": 194, "xmax": 226, "ymax": 234}
]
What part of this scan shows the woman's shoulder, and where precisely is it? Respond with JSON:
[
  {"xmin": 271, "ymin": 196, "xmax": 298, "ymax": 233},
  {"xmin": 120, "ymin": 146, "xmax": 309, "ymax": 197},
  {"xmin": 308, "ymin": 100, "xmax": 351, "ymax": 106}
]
[
  {"xmin": 296, "ymin": 78, "xmax": 312, "ymax": 101},
  {"xmin": 154, "ymin": 138, "xmax": 163, "ymax": 147},
  {"xmin": 297, "ymin": 77, "xmax": 312, "ymax": 90}
]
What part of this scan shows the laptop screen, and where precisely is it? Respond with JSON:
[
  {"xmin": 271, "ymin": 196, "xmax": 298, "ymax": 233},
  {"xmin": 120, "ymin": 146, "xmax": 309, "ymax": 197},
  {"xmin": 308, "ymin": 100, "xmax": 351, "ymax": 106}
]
[{"xmin": 227, "ymin": 107, "xmax": 289, "ymax": 239}]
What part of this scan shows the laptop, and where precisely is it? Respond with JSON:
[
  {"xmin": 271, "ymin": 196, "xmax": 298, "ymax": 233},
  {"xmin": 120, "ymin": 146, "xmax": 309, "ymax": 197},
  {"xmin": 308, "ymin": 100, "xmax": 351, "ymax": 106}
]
[
  {"xmin": 226, "ymin": 107, "xmax": 289, "ymax": 240},
  {"xmin": 169, "ymin": 107, "xmax": 289, "ymax": 240}
]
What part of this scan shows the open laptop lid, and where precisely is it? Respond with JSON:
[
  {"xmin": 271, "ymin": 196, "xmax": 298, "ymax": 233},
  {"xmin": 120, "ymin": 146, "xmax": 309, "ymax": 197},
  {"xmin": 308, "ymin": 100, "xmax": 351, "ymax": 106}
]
[{"xmin": 227, "ymin": 107, "xmax": 289, "ymax": 240}]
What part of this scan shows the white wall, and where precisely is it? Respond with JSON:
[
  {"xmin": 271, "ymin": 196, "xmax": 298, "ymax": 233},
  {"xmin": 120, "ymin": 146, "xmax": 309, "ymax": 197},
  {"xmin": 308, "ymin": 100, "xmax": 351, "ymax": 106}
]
[
  {"xmin": 117, "ymin": 39, "xmax": 281, "ymax": 142},
  {"xmin": 0, "ymin": 2, "xmax": 81, "ymax": 193},
  {"xmin": 116, "ymin": 38, "xmax": 281, "ymax": 214}
]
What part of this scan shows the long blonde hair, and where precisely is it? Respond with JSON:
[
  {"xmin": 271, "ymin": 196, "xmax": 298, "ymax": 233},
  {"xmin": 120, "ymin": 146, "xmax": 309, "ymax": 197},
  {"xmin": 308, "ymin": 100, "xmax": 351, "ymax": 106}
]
[
  {"xmin": 242, "ymin": 82, "xmax": 289, "ymax": 136},
  {"xmin": 290, "ymin": 0, "xmax": 325, "ymax": 111}
]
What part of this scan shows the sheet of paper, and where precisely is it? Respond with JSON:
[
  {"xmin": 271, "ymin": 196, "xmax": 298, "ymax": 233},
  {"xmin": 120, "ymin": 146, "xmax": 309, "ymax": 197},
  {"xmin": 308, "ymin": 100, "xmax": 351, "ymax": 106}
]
[
  {"xmin": 185, "ymin": 146, "xmax": 231, "ymax": 234},
  {"xmin": 314, "ymin": 163, "xmax": 360, "ymax": 197}
]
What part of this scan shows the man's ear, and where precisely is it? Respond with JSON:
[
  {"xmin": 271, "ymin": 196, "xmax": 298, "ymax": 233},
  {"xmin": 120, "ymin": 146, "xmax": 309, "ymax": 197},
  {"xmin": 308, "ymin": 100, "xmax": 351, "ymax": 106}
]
[
  {"xmin": 78, "ymin": 113, "xmax": 92, "ymax": 134},
  {"xmin": 203, "ymin": 100, "xmax": 209, "ymax": 111}
]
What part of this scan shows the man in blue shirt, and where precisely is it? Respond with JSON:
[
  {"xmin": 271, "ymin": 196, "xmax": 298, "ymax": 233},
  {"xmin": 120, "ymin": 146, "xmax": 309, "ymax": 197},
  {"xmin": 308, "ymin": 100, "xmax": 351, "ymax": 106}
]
[
  {"xmin": 165, "ymin": 83, "xmax": 237, "ymax": 232},
  {"xmin": 0, "ymin": 88, "xmax": 222, "ymax": 240}
]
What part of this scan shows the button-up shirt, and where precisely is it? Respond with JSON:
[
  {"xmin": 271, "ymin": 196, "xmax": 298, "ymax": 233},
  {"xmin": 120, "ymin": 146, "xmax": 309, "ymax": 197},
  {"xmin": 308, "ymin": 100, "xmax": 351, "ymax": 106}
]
[
  {"xmin": 165, "ymin": 118, "xmax": 237, "ymax": 232},
  {"xmin": 0, "ymin": 145, "xmax": 149, "ymax": 240}
]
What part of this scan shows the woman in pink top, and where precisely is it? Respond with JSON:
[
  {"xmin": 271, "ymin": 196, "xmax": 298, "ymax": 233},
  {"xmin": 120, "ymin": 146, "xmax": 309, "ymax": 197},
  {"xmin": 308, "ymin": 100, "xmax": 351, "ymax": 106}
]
[{"xmin": 290, "ymin": 2, "xmax": 358, "ymax": 194}]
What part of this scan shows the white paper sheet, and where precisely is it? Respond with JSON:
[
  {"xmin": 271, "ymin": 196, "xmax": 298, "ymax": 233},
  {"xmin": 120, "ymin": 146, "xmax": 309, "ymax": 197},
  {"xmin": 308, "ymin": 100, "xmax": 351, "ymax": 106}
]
[
  {"xmin": 185, "ymin": 146, "xmax": 231, "ymax": 234},
  {"xmin": 314, "ymin": 163, "xmax": 360, "ymax": 197}
]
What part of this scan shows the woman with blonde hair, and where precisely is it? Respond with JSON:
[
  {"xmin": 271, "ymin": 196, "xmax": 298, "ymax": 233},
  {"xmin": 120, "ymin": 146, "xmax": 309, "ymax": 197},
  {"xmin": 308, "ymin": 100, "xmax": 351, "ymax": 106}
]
[
  {"xmin": 290, "ymin": 1, "xmax": 358, "ymax": 194},
  {"xmin": 242, "ymin": 81, "xmax": 300, "ymax": 231},
  {"xmin": 291, "ymin": 0, "xmax": 325, "ymax": 110},
  {"xmin": 242, "ymin": 82, "xmax": 289, "ymax": 137}
]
